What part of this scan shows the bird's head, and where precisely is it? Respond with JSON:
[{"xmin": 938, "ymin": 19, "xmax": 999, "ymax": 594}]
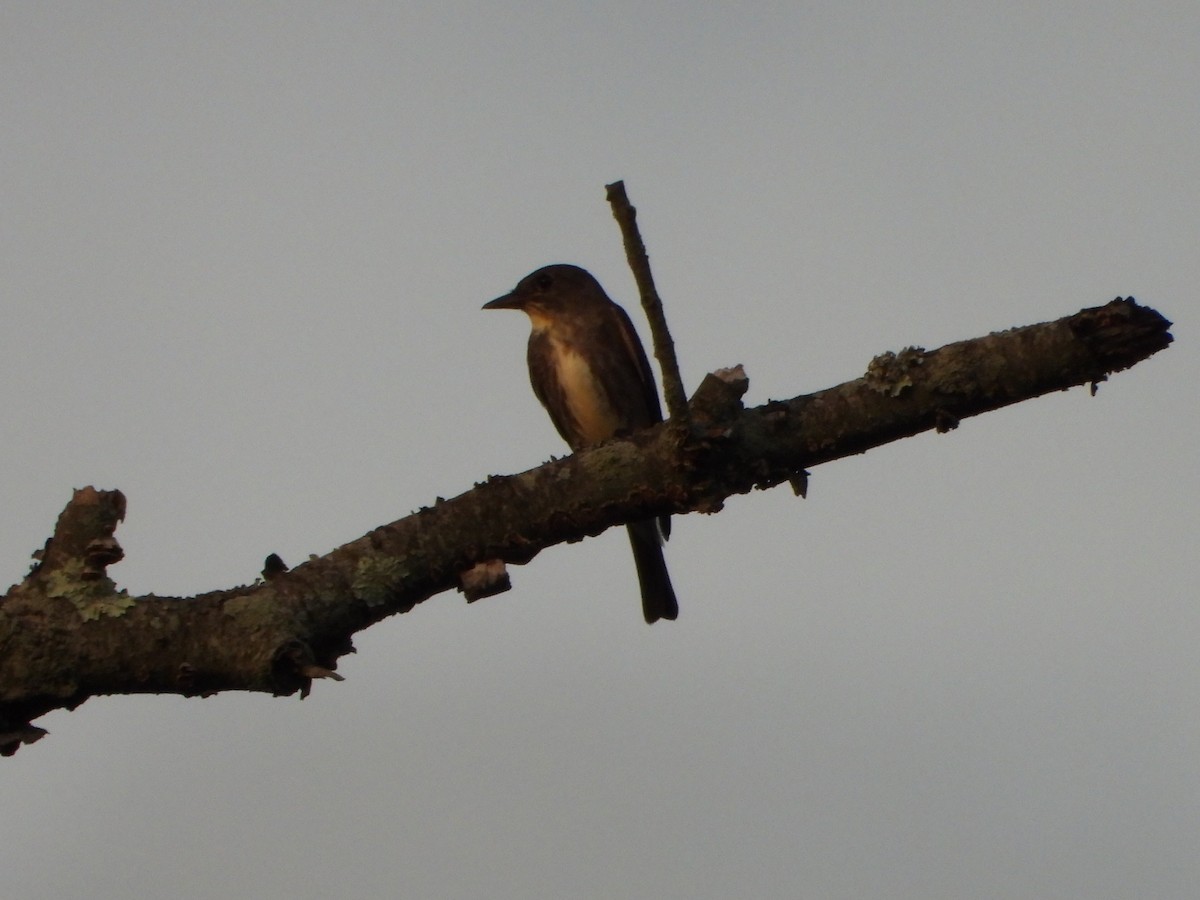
[{"xmin": 483, "ymin": 264, "xmax": 607, "ymax": 318}]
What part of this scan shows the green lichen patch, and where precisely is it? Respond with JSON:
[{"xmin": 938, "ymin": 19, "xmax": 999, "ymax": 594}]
[
  {"xmin": 46, "ymin": 560, "xmax": 134, "ymax": 621},
  {"xmin": 865, "ymin": 347, "xmax": 926, "ymax": 397},
  {"xmin": 352, "ymin": 556, "xmax": 410, "ymax": 609}
]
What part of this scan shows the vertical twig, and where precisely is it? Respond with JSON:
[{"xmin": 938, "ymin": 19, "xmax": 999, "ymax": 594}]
[{"xmin": 605, "ymin": 181, "xmax": 688, "ymax": 423}]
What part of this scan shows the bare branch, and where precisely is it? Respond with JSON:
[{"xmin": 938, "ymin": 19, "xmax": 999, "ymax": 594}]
[
  {"xmin": 605, "ymin": 180, "xmax": 689, "ymax": 422},
  {"xmin": 0, "ymin": 296, "xmax": 1172, "ymax": 754}
]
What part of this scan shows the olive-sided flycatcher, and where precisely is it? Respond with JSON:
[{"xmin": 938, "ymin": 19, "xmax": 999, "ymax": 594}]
[{"xmin": 484, "ymin": 264, "xmax": 678, "ymax": 624}]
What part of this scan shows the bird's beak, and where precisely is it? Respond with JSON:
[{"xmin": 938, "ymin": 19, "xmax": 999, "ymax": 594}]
[{"xmin": 482, "ymin": 292, "xmax": 523, "ymax": 311}]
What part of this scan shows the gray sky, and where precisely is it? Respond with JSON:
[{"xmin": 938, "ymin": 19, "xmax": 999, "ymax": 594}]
[{"xmin": 2, "ymin": 3, "xmax": 1196, "ymax": 898}]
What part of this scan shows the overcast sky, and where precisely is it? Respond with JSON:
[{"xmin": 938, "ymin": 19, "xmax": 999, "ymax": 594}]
[{"xmin": 2, "ymin": 3, "xmax": 1196, "ymax": 898}]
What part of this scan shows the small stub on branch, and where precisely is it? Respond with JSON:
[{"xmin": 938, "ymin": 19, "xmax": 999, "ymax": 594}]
[
  {"xmin": 460, "ymin": 559, "xmax": 511, "ymax": 602},
  {"xmin": 689, "ymin": 365, "xmax": 749, "ymax": 433},
  {"xmin": 37, "ymin": 487, "xmax": 127, "ymax": 577},
  {"xmin": 0, "ymin": 722, "xmax": 48, "ymax": 757},
  {"xmin": 262, "ymin": 553, "xmax": 289, "ymax": 580},
  {"xmin": 935, "ymin": 409, "xmax": 961, "ymax": 433},
  {"xmin": 712, "ymin": 365, "xmax": 749, "ymax": 388},
  {"xmin": 299, "ymin": 664, "xmax": 345, "ymax": 683},
  {"xmin": 788, "ymin": 470, "xmax": 810, "ymax": 498}
]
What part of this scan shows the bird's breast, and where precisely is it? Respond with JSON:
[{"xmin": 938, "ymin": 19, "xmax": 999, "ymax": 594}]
[{"xmin": 551, "ymin": 341, "xmax": 622, "ymax": 445}]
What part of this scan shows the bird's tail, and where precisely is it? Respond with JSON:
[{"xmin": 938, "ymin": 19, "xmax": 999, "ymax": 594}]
[{"xmin": 627, "ymin": 520, "xmax": 678, "ymax": 624}]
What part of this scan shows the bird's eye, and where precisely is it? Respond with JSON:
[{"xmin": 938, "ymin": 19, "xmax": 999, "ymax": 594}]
[{"xmin": 534, "ymin": 273, "xmax": 553, "ymax": 291}]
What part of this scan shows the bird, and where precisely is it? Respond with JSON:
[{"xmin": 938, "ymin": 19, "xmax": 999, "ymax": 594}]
[{"xmin": 483, "ymin": 264, "xmax": 678, "ymax": 624}]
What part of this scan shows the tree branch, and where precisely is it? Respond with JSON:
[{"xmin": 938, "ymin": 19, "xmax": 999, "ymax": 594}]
[
  {"xmin": 605, "ymin": 180, "xmax": 689, "ymax": 422},
  {"xmin": 0, "ymin": 296, "xmax": 1172, "ymax": 754}
]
